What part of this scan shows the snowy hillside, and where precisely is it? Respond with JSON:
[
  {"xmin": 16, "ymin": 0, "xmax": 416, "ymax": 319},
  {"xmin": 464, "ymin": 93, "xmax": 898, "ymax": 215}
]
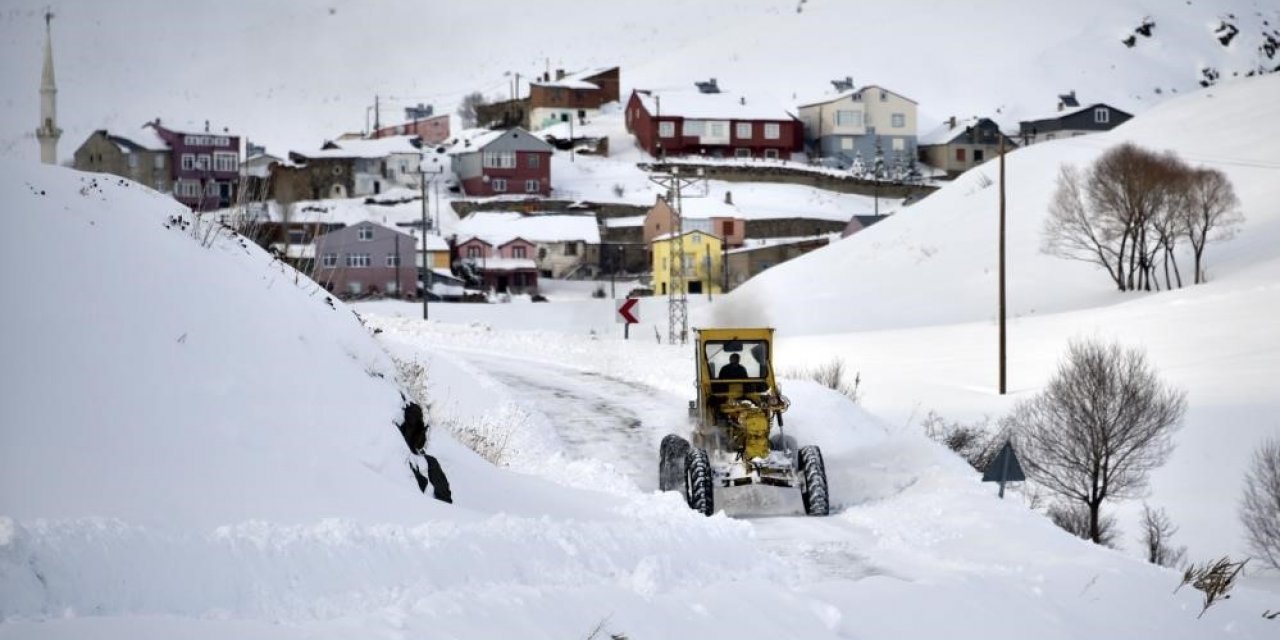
[
  {"xmin": 717, "ymin": 74, "xmax": 1280, "ymax": 563},
  {"xmin": 1, "ymin": 0, "xmax": 1277, "ymax": 161}
]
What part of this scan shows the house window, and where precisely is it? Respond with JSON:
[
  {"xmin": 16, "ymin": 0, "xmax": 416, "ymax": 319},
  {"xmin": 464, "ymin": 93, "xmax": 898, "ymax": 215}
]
[
  {"xmin": 482, "ymin": 151, "xmax": 516, "ymax": 168},
  {"xmin": 525, "ymin": 179, "xmax": 540, "ymax": 193},
  {"xmin": 974, "ymin": 149, "xmax": 985, "ymax": 162},
  {"xmin": 835, "ymin": 110, "xmax": 859, "ymax": 126},
  {"xmin": 764, "ymin": 123, "xmax": 781, "ymax": 139},
  {"xmin": 736, "ymin": 122, "xmax": 752, "ymax": 138},
  {"xmin": 892, "ymin": 138, "xmax": 905, "ymax": 151},
  {"xmin": 128, "ymin": 154, "xmax": 139, "ymax": 169},
  {"xmin": 213, "ymin": 152, "xmax": 237, "ymax": 172},
  {"xmin": 659, "ymin": 121, "xmax": 675, "ymax": 138},
  {"xmin": 386, "ymin": 254, "xmax": 401, "ymax": 267},
  {"xmin": 1094, "ymin": 108, "xmax": 1110, "ymax": 124},
  {"xmin": 879, "ymin": 90, "xmax": 887, "ymax": 101},
  {"xmin": 528, "ymin": 154, "xmax": 540, "ymax": 168},
  {"xmin": 891, "ymin": 113, "xmax": 905, "ymax": 128},
  {"xmin": 683, "ymin": 120, "xmax": 706, "ymax": 136},
  {"xmin": 205, "ymin": 181, "xmax": 219, "ymax": 196},
  {"xmin": 348, "ymin": 282, "xmax": 363, "ymax": 295},
  {"xmin": 691, "ymin": 233, "xmax": 701, "ymax": 245},
  {"xmin": 195, "ymin": 155, "xmax": 211, "ymax": 171},
  {"xmin": 735, "ymin": 148, "xmax": 751, "ymax": 158},
  {"xmin": 178, "ymin": 180, "xmax": 200, "ymax": 197},
  {"xmin": 708, "ymin": 122, "xmax": 727, "ymax": 138},
  {"xmin": 513, "ymin": 245, "xmax": 527, "ymax": 258},
  {"xmin": 721, "ymin": 220, "xmax": 734, "ymax": 236},
  {"xmin": 346, "ymin": 253, "xmax": 371, "ymax": 267},
  {"xmin": 564, "ymin": 242, "xmax": 577, "ymax": 256},
  {"xmin": 840, "ymin": 137, "xmax": 854, "ymax": 150},
  {"xmin": 492, "ymin": 178, "xmax": 508, "ymax": 192},
  {"xmin": 466, "ymin": 245, "xmax": 481, "ymax": 258},
  {"xmin": 357, "ymin": 226, "xmax": 374, "ymax": 241},
  {"xmin": 955, "ymin": 148, "xmax": 966, "ymax": 162},
  {"xmin": 181, "ymin": 154, "xmax": 195, "ymax": 170},
  {"xmin": 764, "ymin": 148, "xmax": 780, "ymax": 160},
  {"xmin": 386, "ymin": 281, "xmax": 399, "ymax": 294},
  {"xmin": 154, "ymin": 155, "xmax": 165, "ymax": 169},
  {"xmin": 322, "ymin": 253, "xmax": 338, "ymax": 268}
]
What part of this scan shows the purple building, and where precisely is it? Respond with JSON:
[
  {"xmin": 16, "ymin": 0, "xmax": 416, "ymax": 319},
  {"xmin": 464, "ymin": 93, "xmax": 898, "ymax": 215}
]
[
  {"xmin": 145, "ymin": 119, "xmax": 241, "ymax": 210},
  {"xmin": 313, "ymin": 221, "xmax": 419, "ymax": 298}
]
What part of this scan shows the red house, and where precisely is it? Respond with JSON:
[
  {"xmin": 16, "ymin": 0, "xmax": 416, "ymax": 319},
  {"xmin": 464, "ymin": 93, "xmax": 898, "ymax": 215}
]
[
  {"xmin": 625, "ymin": 88, "xmax": 804, "ymax": 160},
  {"xmin": 446, "ymin": 128, "xmax": 555, "ymax": 197},
  {"xmin": 454, "ymin": 235, "xmax": 539, "ymax": 294}
]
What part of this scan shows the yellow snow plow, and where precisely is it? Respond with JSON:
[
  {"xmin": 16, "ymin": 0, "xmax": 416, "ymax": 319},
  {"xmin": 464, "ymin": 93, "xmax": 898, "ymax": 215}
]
[{"xmin": 659, "ymin": 328, "xmax": 829, "ymax": 516}]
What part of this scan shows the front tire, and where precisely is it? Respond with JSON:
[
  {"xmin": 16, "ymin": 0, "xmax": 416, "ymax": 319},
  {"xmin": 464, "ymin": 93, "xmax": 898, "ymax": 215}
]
[
  {"xmin": 659, "ymin": 434, "xmax": 691, "ymax": 492},
  {"xmin": 798, "ymin": 445, "xmax": 829, "ymax": 516},
  {"xmin": 685, "ymin": 447, "xmax": 714, "ymax": 516}
]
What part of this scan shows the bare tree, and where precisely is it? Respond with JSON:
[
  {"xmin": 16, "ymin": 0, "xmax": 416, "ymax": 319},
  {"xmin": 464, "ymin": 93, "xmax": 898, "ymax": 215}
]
[
  {"xmin": 1140, "ymin": 503, "xmax": 1187, "ymax": 568},
  {"xmin": 456, "ymin": 91, "xmax": 488, "ymax": 129},
  {"xmin": 1048, "ymin": 501, "xmax": 1121, "ymax": 548},
  {"xmin": 1006, "ymin": 339, "xmax": 1187, "ymax": 545},
  {"xmin": 1043, "ymin": 144, "xmax": 1205, "ymax": 292},
  {"xmin": 1240, "ymin": 437, "xmax": 1280, "ymax": 570},
  {"xmin": 1178, "ymin": 167, "xmax": 1243, "ymax": 284}
]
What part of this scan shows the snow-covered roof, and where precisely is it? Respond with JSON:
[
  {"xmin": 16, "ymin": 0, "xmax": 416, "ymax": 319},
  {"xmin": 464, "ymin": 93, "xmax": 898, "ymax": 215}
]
[
  {"xmin": 442, "ymin": 128, "xmax": 508, "ymax": 156},
  {"xmin": 652, "ymin": 229, "xmax": 721, "ymax": 243},
  {"xmin": 456, "ymin": 212, "xmax": 601, "ymax": 245},
  {"xmin": 795, "ymin": 84, "xmax": 918, "ymax": 109},
  {"xmin": 531, "ymin": 66, "xmax": 615, "ymax": 90},
  {"xmin": 467, "ymin": 257, "xmax": 539, "ymax": 271},
  {"xmin": 725, "ymin": 233, "xmax": 836, "ymax": 255},
  {"xmin": 603, "ymin": 215, "xmax": 645, "ymax": 228},
  {"xmin": 301, "ymin": 135, "xmax": 422, "ymax": 159},
  {"xmin": 918, "ymin": 117, "xmax": 982, "ymax": 146},
  {"xmin": 635, "ymin": 90, "xmax": 795, "ymax": 122},
  {"xmin": 110, "ymin": 127, "xmax": 169, "ymax": 152},
  {"xmin": 654, "ymin": 195, "xmax": 741, "ymax": 220}
]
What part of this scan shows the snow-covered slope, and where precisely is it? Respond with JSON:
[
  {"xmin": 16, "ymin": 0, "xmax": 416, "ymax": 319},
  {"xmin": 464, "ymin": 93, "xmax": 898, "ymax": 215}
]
[
  {"xmin": 1, "ymin": 0, "xmax": 1277, "ymax": 161},
  {"xmin": 725, "ymin": 74, "xmax": 1280, "ymax": 335}
]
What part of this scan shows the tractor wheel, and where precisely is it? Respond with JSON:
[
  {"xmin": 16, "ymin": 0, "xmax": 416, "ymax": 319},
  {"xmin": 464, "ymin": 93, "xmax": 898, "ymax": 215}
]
[
  {"xmin": 798, "ymin": 445, "xmax": 830, "ymax": 516},
  {"xmin": 659, "ymin": 434, "xmax": 691, "ymax": 492},
  {"xmin": 684, "ymin": 447, "xmax": 714, "ymax": 516}
]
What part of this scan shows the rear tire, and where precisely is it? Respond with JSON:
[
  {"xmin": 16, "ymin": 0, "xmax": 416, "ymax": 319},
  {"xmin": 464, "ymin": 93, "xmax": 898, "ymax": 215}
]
[
  {"xmin": 685, "ymin": 447, "xmax": 714, "ymax": 516},
  {"xmin": 659, "ymin": 434, "xmax": 691, "ymax": 492},
  {"xmin": 798, "ymin": 445, "xmax": 829, "ymax": 516}
]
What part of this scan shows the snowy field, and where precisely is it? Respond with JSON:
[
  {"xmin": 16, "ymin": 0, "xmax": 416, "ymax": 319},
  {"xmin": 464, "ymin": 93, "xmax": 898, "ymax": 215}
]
[{"xmin": 4, "ymin": 74, "xmax": 1280, "ymax": 638}]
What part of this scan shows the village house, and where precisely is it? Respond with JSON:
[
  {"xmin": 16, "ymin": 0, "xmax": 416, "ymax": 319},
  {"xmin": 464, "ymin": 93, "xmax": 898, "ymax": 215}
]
[
  {"xmin": 1018, "ymin": 91, "xmax": 1132, "ymax": 145},
  {"xmin": 455, "ymin": 211, "xmax": 601, "ymax": 278},
  {"xmin": 527, "ymin": 67, "xmax": 621, "ymax": 130},
  {"xmin": 276, "ymin": 136, "xmax": 424, "ymax": 201},
  {"xmin": 918, "ymin": 117, "xmax": 1018, "ymax": 177},
  {"xmin": 312, "ymin": 220, "xmax": 419, "ymax": 298},
  {"xmin": 650, "ymin": 229, "xmax": 723, "ymax": 296},
  {"xmin": 371, "ymin": 103, "xmax": 451, "ymax": 145},
  {"xmin": 625, "ymin": 83, "xmax": 804, "ymax": 160},
  {"xmin": 643, "ymin": 193, "xmax": 745, "ymax": 249},
  {"xmin": 73, "ymin": 118, "xmax": 242, "ymax": 210},
  {"xmin": 797, "ymin": 82, "xmax": 918, "ymax": 170},
  {"xmin": 453, "ymin": 235, "xmax": 540, "ymax": 294},
  {"xmin": 445, "ymin": 128, "xmax": 554, "ymax": 197}
]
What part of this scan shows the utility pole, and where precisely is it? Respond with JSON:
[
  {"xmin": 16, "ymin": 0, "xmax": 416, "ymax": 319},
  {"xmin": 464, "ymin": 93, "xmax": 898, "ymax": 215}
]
[
  {"xmin": 374, "ymin": 94, "xmax": 381, "ymax": 132},
  {"xmin": 998, "ymin": 135, "xmax": 1007, "ymax": 395},
  {"xmin": 705, "ymin": 244, "xmax": 712, "ymax": 302},
  {"xmin": 648, "ymin": 168, "xmax": 707, "ymax": 345},
  {"xmin": 418, "ymin": 159, "xmax": 444, "ymax": 320}
]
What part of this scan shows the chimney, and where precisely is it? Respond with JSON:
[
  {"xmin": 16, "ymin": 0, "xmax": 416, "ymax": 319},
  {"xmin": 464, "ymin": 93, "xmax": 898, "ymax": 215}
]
[
  {"xmin": 204, "ymin": 119, "xmax": 210, "ymax": 132},
  {"xmin": 556, "ymin": 68, "xmax": 565, "ymax": 80},
  {"xmin": 724, "ymin": 190, "xmax": 733, "ymax": 205},
  {"xmin": 948, "ymin": 116, "xmax": 956, "ymax": 129},
  {"xmin": 739, "ymin": 96, "xmax": 746, "ymax": 106}
]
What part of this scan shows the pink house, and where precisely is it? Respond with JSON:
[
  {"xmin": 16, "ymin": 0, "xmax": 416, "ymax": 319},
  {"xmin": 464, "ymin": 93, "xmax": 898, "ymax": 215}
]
[{"xmin": 454, "ymin": 236, "xmax": 539, "ymax": 294}]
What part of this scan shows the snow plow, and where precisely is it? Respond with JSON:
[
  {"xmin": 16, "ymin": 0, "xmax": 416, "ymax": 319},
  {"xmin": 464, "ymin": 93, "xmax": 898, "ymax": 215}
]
[{"xmin": 659, "ymin": 328, "xmax": 829, "ymax": 516}]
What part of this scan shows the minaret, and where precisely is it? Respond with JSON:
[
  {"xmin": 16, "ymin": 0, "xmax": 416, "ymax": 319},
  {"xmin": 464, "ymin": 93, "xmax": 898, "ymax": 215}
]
[{"xmin": 36, "ymin": 10, "xmax": 62, "ymax": 165}]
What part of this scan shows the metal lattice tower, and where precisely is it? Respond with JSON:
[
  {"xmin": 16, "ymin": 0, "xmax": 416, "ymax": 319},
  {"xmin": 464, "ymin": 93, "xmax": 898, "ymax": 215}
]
[{"xmin": 649, "ymin": 168, "xmax": 707, "ymax": 345}]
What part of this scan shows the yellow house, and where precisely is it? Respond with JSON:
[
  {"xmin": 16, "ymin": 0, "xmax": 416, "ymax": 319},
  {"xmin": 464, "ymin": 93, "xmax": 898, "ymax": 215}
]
[
  {"xmin": 650, "ymin": 230, "xmax": 724, "ymax": 296},
  {"xmin": 419, "ymin": 233, "xmax": 451, "ymax": 270}
]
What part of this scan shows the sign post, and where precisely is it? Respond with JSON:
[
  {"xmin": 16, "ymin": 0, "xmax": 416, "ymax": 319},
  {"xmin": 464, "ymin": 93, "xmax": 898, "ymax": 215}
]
[
  {"xmin": 982, "ymin": 440, "xmax": 1026, "ymax": 499},
  {"xmin": 616, "ymin": 298, "xmax": 639, "ymax": 339}
]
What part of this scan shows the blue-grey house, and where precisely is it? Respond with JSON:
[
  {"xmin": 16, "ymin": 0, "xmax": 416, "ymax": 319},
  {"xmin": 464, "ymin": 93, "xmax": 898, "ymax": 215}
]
[{"xmin": 1018, "ymin": 99, "xmax": 1133, "ymax": 146}]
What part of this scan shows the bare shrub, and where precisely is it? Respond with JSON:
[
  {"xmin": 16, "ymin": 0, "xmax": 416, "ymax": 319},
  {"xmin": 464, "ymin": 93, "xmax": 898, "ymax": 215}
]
[
  {"xmin": 437, "ymin": 403, "xmax": 532, "ymax": 466},
  {"xmin": 921, "ymin": 411, "xmax": 1007, "ymax": 471},
  {"xmin": 1006, "ymin": 338, "xmax": 1186, "ymax": 545},
  {"xmin": 1176, "ymin": 557, "xmax": 1248, "ymax": 619},
  {"xmin": 1048, "ymin": 501, "xmax": 1121, "ymax": 548},
  {"xmin": 456, "ymin": 91, "xmax": 488, "ymax": 128},
  {"xmin": 1240, "ymin": 437, "xmax": 1280, "ymax": 571},
  {"xmin": 1140, "ymin": 503, "xmax": 1188, "ymax": 568},
  {"xmin": 792, "ymin": 358, "xmax": 861, "ymax": 403},
  {"xmin": 1178, "ymin": 167, "xmax": 1243, "ymax": 284}
]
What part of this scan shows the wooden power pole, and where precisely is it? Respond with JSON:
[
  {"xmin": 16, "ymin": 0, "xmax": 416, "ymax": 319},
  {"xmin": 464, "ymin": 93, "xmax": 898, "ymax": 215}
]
[{"xmin": 998, "ymin": 135, "xmax": 1007, "ymax": 395}]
